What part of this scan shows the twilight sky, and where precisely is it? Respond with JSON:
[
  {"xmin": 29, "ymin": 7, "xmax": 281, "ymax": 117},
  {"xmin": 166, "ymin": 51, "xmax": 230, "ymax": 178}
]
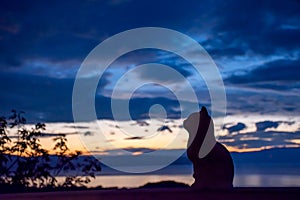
[{"xmin": 1, "ymin": 0, "xmax": 300, "ymax": 153}]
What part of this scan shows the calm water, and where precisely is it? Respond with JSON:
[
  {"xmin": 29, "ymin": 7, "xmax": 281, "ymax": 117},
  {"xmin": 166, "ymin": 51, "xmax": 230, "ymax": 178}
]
[
  {"xmin": 84, "ymin": 174, "xmax": 300, "ymax": 188},
  {"xmin": 56, "ymin": 163, "xmax": 300, "ymax": 188}
]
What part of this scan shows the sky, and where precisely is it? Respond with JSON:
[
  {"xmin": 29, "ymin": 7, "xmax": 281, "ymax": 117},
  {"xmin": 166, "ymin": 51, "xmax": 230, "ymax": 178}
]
[{"xmin": 1, "ymin": 0, "xmax": 300, "ymax": 157}]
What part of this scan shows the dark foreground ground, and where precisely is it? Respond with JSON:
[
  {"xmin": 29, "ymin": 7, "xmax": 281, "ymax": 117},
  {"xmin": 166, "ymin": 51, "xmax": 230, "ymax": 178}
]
[{"xmin": 1, "ymin": 188, "xmax": 300, "ymax": 200}]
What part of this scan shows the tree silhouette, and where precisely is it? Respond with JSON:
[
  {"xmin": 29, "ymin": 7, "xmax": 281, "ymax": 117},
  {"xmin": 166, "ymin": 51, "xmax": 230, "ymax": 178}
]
[{"xmin": 0, "ymin": 110, "xmax": 101, "ymax": 190}]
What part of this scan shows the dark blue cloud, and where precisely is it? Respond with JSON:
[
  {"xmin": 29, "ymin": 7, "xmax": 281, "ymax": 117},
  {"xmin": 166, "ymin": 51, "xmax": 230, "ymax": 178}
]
[
  {"xmin": 256, "ymin": 121, "xmax": 280, "ymax": 132},
  {"xmin": 132, "ymin": 121, "xmax": 150, "ymax": 126},
  {"xmin": 0, "ymin": 72, "xmax": 74, "ymax": 122},
  {"xmin": 1, "ymin": 0, "xmax": 298, "ymax": 68},
  {"xmin": 224, "ymin": 58, "xmax": 300, "ymax": 115},
  {"xmin": 7, "ymin": 131, "xmax": 77, "ymax": 139},
  {"xmin": 124, "ymin": 136, "xmax": 144, "ymax": 140},
  {"xmin": 223, "ymin": 122, "xmax": 246, "ymax": 134},
  {"xmin": 0, "ymin": 0, "xmax": 299, "ymax": 121},
  {"xmin": 219, "ymin": 126, "xmax": 300, "ymax": 150},
  {"xmin": 108, "ymin": 49, "xmax": 194, "ymax": 83},
  {"xmin": 0, "ymin": 0, "xmax": 208, "ymax": 69},
  {"xmin": 157, "ymin": 125, "xmax": 173, "ymax": 133},
  {"xmin": 0, "ymin": 71, "xmax": 108, "ymax": 122},
  {"xmin": 206, "ymin": 0, "xmax": 300, "ymax": 56},
  {"xmin": 255, "ymin": 120, "xmax": 295, "ymax": 132},
  {"xmin": 0, "ymin": 71, "xmax": 199, "ymax": 122},
  {"xmin": 226, "ymin": 59, "xmax": 300, "ymax": 85}
]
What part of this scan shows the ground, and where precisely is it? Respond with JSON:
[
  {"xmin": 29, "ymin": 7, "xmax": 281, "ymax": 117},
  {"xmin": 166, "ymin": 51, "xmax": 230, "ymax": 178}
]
[{"xmin": 1, "ymin": 188, "xmax": 300, "ymax": 200}]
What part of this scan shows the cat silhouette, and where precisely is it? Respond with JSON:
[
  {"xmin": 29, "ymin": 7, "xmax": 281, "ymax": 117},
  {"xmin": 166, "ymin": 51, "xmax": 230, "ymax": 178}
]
[{"xmin": 183, "ymin": 106, "xmax": 234, "ymax": 189}]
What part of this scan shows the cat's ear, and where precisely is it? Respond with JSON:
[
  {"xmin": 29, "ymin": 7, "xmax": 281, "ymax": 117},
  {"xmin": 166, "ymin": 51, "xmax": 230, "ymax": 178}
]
[{"xmin": 200, "ymin": 106, "xmax": 208, "ymax": 116}]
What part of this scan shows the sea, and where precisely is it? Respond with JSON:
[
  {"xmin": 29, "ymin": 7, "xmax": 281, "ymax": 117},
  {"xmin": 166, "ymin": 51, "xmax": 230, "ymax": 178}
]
[
  {"xmin": 48, "ymin": 148, "xmax": 300, "ymax": 188},
  {"xmin": 87, "ymin": 173, "xmax": 300, "ymax": 188},
  {"xmin": 56, "ymin": 163, "xmax": 300, "ymax": 188}
]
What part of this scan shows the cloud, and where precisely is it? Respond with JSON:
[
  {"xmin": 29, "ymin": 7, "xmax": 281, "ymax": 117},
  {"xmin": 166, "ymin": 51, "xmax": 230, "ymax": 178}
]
[
  {"xmin": 134, "ymin": 63, "xmax": 193, "ymax": 84},
  {"xmin": 0, "ymin": 72, "xmax": 74, "ymax": 122},
  {"xmin": 83, "ymin": 131, "xmax": 93, "ymax": 136},
  {"xmin": 0, "ymin": 70, "xmax": 114, "ymax": 122},
  {"xmin": 45, "ymin": 132, "xmax": 78, "ymax": 136},
  {"xmin": 219, "ymin": 120, "xmax": 300, "ymax": 150},
  {"xmin": 223, "ymin": 122, "xmax": 246, "ymax": 134},
  {"xmin": 7, "ymin": 132, "xmax": 76, "ymax": 139},
  {"xmin": 0, "ymin": 0, "xmax": 209, "ymax": 70},
  {"xmin": 64, "ymin": 125, "xmax": 89, "ymax": 129},
  {"xmin": 92, "ymin": 147, "xmax": 156, "ymax": 155},
  {"xmin": 157, "ymin": 125, "xmax": 173, "ymax": 133},
  {"xmin": 1, "ymin": 0, "xmax": 300, "ymax": 121},
  {"xmin": 225, "ymin": 89, "xmax": 300, "ymax": 116},
  {"xmin": 131, "ymin": 120, "xmax": 150, "ymax": 126},
  {"xmin": 124, "ymin": 136, "xmax": 144, "ymax": 140},
  {"xmin": 1, "ymin": 0, "xmax": 299, "ymax": 69},
  {"xmin": 206, "ymin": 0, "xmax": 300, "ymax": 56},
  {"xmin": 255, "ymin": 121, "xmax": 280, "ymax": 132},
  {"xmin": 223, "ymin": 58, "xmax": 300, "ymax": 115},
  {"xmin": 255, "ymin": 120, "xmax": 296, "ymax": 132},
  {"xmin": 131, "ymin": 50, "xmax": 194, "ymax": 84},
  {"xmin": 226, "ymin": 59, "xmax": 300, "ymax": 85}
]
